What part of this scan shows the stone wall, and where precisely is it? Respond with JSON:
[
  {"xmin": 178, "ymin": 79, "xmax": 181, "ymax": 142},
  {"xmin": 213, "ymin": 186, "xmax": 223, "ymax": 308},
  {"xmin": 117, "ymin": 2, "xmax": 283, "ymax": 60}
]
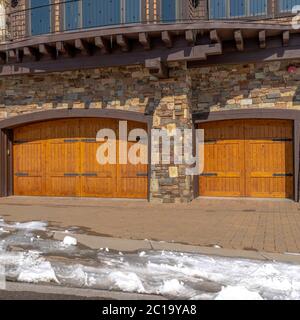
[
  {"xmin": 190, "ymin": 60, "xmax": 300, "ymax": 113},
  {"xmin": 0, "ymin": 62, "xmax": 194, "ymax": 203}
]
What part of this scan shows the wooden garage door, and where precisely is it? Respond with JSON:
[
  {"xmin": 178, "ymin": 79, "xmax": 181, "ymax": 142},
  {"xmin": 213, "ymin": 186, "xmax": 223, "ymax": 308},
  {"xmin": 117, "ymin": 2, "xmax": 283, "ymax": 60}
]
[
  {"xmin": 199, "ymin": 119, "xmax": 293, "ymax": 199},
  {"xmin": 13, "ymin": 118, "xmax": 148, "ymax": 198}
]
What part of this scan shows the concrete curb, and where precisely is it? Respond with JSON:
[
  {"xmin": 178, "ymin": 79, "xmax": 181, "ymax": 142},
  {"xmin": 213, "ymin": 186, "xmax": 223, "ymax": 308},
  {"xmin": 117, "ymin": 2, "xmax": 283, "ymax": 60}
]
[
  {"xmin": 53, "ymin": 231, "xmax": 300, "ymax": 265},
  {"xmin": 2, "ymin": 281, "xmax": 165, "ymax": 300}
]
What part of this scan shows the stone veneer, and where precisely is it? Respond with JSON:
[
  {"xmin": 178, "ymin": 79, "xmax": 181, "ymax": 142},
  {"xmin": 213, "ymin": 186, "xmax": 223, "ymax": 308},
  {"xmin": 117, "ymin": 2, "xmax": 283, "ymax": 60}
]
[
  {"xmin": 1, "ymin": 59, "xmax": 300, "ymax": 202},
  {"xmin": 191, "ymin": 60, "xmax": 300, "ymax": 113}
]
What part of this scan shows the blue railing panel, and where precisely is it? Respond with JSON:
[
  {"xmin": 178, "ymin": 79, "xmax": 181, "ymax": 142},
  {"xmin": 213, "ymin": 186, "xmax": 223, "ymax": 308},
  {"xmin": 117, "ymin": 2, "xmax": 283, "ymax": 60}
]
[
  {"xmin": 30, "ymin": 0, "xmax": 51, "ymax": 35},
  {"xmin": 230, "ymin": 0, "xmax": 245, "ymax": 17},
  {"xmin": 83, "ymin": 0, "xmax": 121, "ymax": 28},
  {"xmin": 279, "ymin": 0, "xmax": 300, "ymax": 12},
  {"xmin": 125, "ymin": 0, "xmax": 141, "ymax": 23},
  {"xmin": 65, "ymin": 0, "xmax": 81, "ymax": 30},
  {"xmin": 250, "ymin": 0, "xmax": 267, "ymax": 15},
  {"xmin": 161, "ymin": 0, "xmax": 177, "ymax": 22}
]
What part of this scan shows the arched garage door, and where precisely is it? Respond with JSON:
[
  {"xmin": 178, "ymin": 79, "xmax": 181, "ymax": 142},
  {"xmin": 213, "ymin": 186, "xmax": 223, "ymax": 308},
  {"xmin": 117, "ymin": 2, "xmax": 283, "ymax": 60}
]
[
  {"xmin": 13, "ymin": 118, "xmax": 148, "ymax": 198},
  {"xmin": 199, "ymin": 119, "xmax": 294, "ymax": 199}
]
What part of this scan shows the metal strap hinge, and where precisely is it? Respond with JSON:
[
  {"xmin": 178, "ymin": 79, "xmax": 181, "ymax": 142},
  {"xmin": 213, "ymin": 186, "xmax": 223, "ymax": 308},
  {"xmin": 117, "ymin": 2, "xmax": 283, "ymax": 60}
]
[
  {"xmin": 15, "ymin": 172, "xmax": 29, "ymax": 177},
  {"xmin": 136, "ymin": 172, "xmax": 148, "ymax": 177},
  {"xmin": 64, "ymin": 173, "xmax": 80, "ymax": 177},
  {"xmin": 273, "ymin": 173, "xmax": 293, "ymax": 177},
  {"xmin": 200, "ymin": 173, "xmax": 218, "ymax": 177}
]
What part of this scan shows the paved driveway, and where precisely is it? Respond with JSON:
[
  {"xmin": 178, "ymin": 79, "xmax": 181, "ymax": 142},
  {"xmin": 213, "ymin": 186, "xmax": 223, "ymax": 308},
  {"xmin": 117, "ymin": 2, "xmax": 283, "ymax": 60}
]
[{"xmin": 0, "ymin": 196, "xmax": 300, "ymax": 254}]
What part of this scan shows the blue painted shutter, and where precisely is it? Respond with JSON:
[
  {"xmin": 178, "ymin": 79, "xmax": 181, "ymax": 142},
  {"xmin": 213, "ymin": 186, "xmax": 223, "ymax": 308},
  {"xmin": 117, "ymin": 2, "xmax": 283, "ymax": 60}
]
[
  {"xmin": 249, "ymin": 0, "xmax": 267, "ymax": 15},
  {"xmin": 209, "ymin": 0, "xmax": 226, "ymax": 19},
  {"xmin": 31, "ymin": 0, "xmax": 51, "ymax": 35},
  {"xmin": 125, "ymin": 0, "xmax": 140, "ymax": 23},
  {"xmin": 230, "ymin": 0, "xmax": 245, "ymax": 17},
  {"xmin": 280, "ymin": 0, "xmax": 300, "ymax": 12},
  {"xmin": 65, "ymin": 0, "xmax": 80, "ymax": 31},
  {"xmin": 161, "ymin": 0, "xmax": 176, "ymax": 22},
  {"xmin": 83, "ymin": 0, "xmax": 121, "ymax": 28}
]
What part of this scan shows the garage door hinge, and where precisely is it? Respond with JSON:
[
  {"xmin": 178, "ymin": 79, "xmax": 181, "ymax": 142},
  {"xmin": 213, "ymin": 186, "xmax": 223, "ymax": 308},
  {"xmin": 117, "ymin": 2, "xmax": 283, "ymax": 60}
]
[
  {"xmin": 272, "ymin": 138, "xmax": 292, "ymax": 142},
  {"xmin": 13, "ymin": 140, "xmax": 27, "ymax": 144},
  {"xmin": 82, "ymin": 173, "xmax": 97, "ymax": 177},
  {"xmin": 136, "ymin": 172, "xmax": 148, "ymax": 177},
  {"xmin": 273, "ymin": 173, "xmax": 293, "ymax": 177},
  {"xmin": 81, "ymin": 138, "xmax": 96, "ymax": 143},
  {"xmin": 64, "ymin": 173, "xmax": 80, "ymax": 177},
  {"xmin": 200, "ymin": 173, "xmax": 218, "ymax": 177},
  {"xmin": 204, "ymin": 139, "xmax": 217, "ymax": 144},
  {"xmin": 15, "ymin": 172, "xmax": 29, "ymax": 177}
]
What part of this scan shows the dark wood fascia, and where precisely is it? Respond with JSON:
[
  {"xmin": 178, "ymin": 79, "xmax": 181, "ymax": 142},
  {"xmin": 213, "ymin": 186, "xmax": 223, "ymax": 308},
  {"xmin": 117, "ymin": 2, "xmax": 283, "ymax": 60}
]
[
  {"xmin": 193, "ymin": 109, "xmax": 300, "ymax": 123},
  {"xmin": 0, "ymin": 43, "xmax": 222, "ymax": 76},
  {"xmin": 0, "ymin": 109, "xmax": 152, "ymax": 130}
]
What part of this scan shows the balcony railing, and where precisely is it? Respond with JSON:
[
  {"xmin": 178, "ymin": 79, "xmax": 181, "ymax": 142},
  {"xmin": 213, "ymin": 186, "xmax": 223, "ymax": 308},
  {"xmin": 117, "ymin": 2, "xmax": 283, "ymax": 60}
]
[{"xmin": 0, "ymin": 0, "xmax": 300, "ymax": 44}]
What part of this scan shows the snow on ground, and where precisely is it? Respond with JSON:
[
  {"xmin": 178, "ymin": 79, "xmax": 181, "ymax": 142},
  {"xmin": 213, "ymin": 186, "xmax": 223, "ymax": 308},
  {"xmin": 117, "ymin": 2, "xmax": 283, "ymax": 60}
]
[
  {"xmin": 62, "ymin": 236, "xmax": 77, "ymax": 246},
  {"xmin": 0, "ymin": 220, "xmax": 47, "ymax": 231},
  {"xmin": 1, "ymin": 218, "xmax": 300, "ymax": 299}
]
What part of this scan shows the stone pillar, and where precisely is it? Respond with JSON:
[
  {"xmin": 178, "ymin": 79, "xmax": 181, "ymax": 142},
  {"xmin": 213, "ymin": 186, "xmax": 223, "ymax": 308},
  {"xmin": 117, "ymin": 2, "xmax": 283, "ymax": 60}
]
[
  {"xmin": 150, "ymin": 62, "xmax": 195, "ymax": 203},
  {"xmin": 0, "ymin": 2, "xmax": 6, "ymax": 43}
]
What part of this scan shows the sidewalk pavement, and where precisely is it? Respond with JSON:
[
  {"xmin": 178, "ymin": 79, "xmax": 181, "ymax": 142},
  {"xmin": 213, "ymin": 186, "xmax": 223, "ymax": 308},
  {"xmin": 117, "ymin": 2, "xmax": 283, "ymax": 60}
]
[{"xmin": 1, "ymin": 196, "xmax": 300, "ymax": 255}]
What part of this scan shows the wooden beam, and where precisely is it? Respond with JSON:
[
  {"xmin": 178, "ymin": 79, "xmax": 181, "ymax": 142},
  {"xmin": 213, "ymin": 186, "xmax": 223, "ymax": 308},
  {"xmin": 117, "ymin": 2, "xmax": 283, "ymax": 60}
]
[
  {"xmin": 162, "ymin": 31, "xmax": 172, "ymax": 48},
  {"xmin": 39, "ymin": 44, "xmax": 57, "ymax": 59},
  {"xmin": 145, "ymin": 58, "xmax": 169, "ymax": 78},
  {"xmin": 259, "ymin": 30, "xmax": 266, "ymax": 49},
  {"xmin": 116, "ymin": 34, "xmax": 129, "ymax": 52},
  {"xmin": 185, "ymin": 30, "xmax": 196, "ymax": 45},
  {"xmin": 283, "ymin": 30, "xmax": 290, "ymax": 47},
  {"xmin": 139, "ymin": 32, "xmax": 151, "ymax": 50},
  {"xmin": 188, "ymin": 44, "xmax": 300, "ymax": 68},
  {"xmin": 210, "ymin": 29, "xmax": 220, "ymax": 43},
  {"xmin": 0, "ymin": 51, "xmax": 6, "ymax": 62},
  {"xmin": 234, "ymin": 30, "xmax": 244, "ymax": 51},
  {"xmin": 94, "ymin": 36, "xmax": 110, "ymax": 54},
  {"xmin": 0, "ymin": 43, "xmax": 223, "ymax": 76},
  {"xmin": 23, "ymin": 46, "xmax": 40, "ymax": 60},
  {"xmin": 56, "ymin": 41, "xmax": 66, "ymax": 54},
  {"xmin": 75, "ymin": 39, "xmax": 94, "ymax": 55},
  {"xmin": 8, "ymin": 50, "xmax": 16, "ymax": 58},
  {"xmin": 56, "ymin": 41, "xmax": 77, "ymax": 57}
]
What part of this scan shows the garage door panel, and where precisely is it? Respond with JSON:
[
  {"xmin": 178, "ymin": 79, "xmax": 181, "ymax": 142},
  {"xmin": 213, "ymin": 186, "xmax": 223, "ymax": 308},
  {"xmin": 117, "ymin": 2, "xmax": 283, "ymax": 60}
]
[
  {"xmin": 117, "ymin": 122, "xmax": 148, "ymax": 198},
  {"xmin": 46, "ymin": 176, "xmax": 80, "ymax": 197},
  {"xmin": 118, "ymin": 176, "xmax": 148, "ymax": 199},
  {"xmin": 13, "ymin": 118, "xmax": 148, "ymax": 199},
  {"xmin": 199, "ymin": 119, "xmax": 293, "ymax": 199},
  {"xmin": 247, "ymin": 177, "xmax": 293, "ymax": 198},
  {"xmin": 14, "ymin": 177, "xmax": 44, "ymax": 196},
  {"xmin": 80, "ymin": 119, "xmax": 118, "ymax": 197},
  {"xmin": 200, "ymin": 121, "xmax": 245, "ymax": 197},
  {"xmin": 47, "ymin": 142, "xmax": 80, "ymax": 173}
]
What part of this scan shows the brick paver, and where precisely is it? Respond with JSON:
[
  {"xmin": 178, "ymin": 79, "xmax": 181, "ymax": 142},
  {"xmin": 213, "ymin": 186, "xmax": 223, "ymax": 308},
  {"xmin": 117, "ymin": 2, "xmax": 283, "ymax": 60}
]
[{"xmin": 0, "ymin": 196, "xmax": 300, "ymax": 254}]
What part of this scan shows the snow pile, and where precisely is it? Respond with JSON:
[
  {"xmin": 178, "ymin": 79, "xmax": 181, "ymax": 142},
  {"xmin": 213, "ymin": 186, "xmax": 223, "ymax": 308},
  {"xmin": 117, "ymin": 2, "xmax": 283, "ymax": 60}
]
[
  {"xmin": 108, "ymin": 271, "xmax": 145, "ymax": 293},
  {"xmin": 0, "ymin": 221, "xmax": 47, "ymax": 231},
  {"xmin": 215, "ymin": 286, "xmax": 263, "ymax": 300},
  {"xmin": 18, "ymin": 259, "xmax": 59, "ymax": 284},
  {"xmin": 62, "ymin": 236, "xmax": 77, "ymax": 246},
  {"xmin": 0, "ymin": 250, "xmax": 58, "ymax": 284},
  {"xmin": 158, "ymin": 279, "xmax": 185, "ymax": 295}
]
